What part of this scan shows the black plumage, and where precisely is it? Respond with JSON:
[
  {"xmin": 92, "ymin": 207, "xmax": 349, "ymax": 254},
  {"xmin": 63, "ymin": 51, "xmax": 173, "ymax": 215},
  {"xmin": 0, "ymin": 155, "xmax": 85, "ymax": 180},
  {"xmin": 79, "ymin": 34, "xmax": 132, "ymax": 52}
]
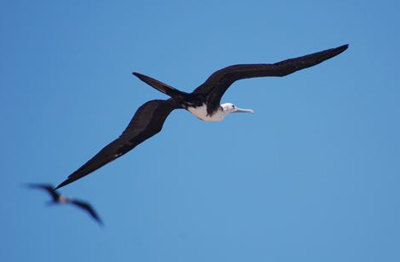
[
  {"xmin": 26, "ymin": 183, "xmax": 103, "ymax": 225},
  {"xmin": 56, "ymin": 44, "xmax": 348, "ymax": 188}
]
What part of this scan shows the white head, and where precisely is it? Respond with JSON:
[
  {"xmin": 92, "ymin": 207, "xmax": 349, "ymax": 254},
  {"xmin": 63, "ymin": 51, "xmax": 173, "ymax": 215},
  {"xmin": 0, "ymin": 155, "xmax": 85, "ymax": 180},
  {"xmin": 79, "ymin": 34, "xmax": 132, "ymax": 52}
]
[{"xmin": 221, "ymin": 103, "xmax": 254, "ymax": 116}]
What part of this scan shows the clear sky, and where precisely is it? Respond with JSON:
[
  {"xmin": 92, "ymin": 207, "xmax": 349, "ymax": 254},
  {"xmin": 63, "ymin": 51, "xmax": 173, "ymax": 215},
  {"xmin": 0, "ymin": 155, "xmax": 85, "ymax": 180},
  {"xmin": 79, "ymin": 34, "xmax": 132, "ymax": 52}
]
[{"xmin": 1, "ymin": 0, "xmax": 399, "ymax": 261}]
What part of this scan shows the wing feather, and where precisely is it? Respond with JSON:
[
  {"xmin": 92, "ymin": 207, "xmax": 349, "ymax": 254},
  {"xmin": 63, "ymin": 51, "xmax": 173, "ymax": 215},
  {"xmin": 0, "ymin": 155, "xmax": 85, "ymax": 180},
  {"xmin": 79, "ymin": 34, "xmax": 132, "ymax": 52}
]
[
  {"xmin": 56, "ymin": 99, "xmax": 178, "ymax": 188},
  {"xmin": 70, "ymin": 199, "xmax": 103, "ymax": 225},
  {"xmin": 194, "ymin": 44, "xmax": 348, "ymax": 112},
  {"xmin": 26, "ymin": 183, "xmax": 60, "ymax": 201}
]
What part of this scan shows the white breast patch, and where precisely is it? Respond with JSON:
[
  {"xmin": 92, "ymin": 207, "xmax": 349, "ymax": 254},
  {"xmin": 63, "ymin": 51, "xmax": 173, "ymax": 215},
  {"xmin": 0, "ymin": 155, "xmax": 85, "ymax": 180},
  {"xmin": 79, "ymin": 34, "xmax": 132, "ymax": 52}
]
[{"xmin": 187, "ymin": 104, "xmax": 225, "ymax": 121}]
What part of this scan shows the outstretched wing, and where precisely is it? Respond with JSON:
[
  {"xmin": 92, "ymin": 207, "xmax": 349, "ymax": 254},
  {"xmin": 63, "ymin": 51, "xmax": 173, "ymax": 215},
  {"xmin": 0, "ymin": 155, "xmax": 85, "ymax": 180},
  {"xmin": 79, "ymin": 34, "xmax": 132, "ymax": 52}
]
[
  {"xmin": 194, "ymin": 44, "xmax": 348, "ymax": 113},
  {"xmin": 26, "ymin": 183, "xmax": 60, "ymax": 202},
  {"xmin": 56, "ymin": 99, "xmax": 179, "ymax": 189},
  {"xmin": 70, "ymin": 199, "xmax": 103, "ymax": 225}
]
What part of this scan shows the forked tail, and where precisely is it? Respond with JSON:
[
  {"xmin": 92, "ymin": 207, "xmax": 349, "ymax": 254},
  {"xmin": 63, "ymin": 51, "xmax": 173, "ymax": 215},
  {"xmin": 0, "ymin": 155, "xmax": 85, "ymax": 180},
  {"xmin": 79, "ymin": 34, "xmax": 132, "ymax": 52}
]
[{"xmin": 132, "ymin": 72, "xmax": 187, "ymax": 98}]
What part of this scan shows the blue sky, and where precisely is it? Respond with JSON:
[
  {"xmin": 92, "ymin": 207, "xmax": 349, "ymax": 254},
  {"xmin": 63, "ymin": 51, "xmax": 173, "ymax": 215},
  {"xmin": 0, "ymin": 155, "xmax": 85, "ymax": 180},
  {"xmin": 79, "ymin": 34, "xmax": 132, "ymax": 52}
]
[{"xmin": 1, "ymin": 0, "xmax": 399, "ymax": 261}]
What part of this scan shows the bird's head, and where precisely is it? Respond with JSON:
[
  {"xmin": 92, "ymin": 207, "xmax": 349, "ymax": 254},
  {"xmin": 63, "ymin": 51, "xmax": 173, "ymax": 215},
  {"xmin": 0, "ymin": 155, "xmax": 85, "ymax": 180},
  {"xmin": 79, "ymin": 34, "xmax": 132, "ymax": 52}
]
[{"xmin": 221, "ymin": 103, "xmax": 254, "ymax": 116}]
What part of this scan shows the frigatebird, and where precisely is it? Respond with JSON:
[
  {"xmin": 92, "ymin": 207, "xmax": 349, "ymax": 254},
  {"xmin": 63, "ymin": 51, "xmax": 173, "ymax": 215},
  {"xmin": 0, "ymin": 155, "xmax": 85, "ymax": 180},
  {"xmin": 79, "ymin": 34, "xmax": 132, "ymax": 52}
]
[
  {"xmin": 56, "ymin": 44, "xmax": 348, "ymax": 189},
  {"xmin": 26, "ymin": 183, "xmax": 103, "ymax": 225}
]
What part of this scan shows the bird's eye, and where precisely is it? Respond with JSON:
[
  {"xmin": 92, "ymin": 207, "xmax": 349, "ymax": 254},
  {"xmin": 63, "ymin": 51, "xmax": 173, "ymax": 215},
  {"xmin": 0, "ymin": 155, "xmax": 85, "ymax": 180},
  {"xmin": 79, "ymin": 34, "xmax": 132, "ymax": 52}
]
[{"xmin": 232, "ymin": 105, "xmax": 235, "ymax": 109}]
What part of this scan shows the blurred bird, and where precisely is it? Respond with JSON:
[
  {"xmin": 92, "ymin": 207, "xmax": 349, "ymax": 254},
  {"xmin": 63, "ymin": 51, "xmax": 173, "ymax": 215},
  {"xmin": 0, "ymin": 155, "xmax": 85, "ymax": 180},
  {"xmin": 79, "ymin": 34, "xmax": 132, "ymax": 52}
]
[{"xmin": 26, "ymin": 183, "xmax": 103, "ymax": 226}]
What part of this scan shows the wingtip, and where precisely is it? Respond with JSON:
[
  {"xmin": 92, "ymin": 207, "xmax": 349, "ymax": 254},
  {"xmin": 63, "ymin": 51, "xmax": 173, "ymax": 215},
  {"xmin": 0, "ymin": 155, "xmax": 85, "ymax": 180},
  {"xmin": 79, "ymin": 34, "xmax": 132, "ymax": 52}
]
[
  {"xmin": 325, "ymin": 44, "xmax": 349, "ymax": 58},
  {"xmin": 23, "ymin": 182, "xmax": 54, "ymax": 189},
  {"xmin": 55, "ymin": 180, "xmax": 69, "ymax": 190},
  {"xmin": 338, "ymin": 44, "xmax": 349, "ymax": 51},
  {"xmin": 132, "ymin": 72, "xmax": 147, "ymax": 82},
  {"xmin": 132, "ymin": 72, "xmax": 141, "ymax": 78},
  {"xmin": 22, "ymin": 182, "xmax": 33, "ymax": 188}
]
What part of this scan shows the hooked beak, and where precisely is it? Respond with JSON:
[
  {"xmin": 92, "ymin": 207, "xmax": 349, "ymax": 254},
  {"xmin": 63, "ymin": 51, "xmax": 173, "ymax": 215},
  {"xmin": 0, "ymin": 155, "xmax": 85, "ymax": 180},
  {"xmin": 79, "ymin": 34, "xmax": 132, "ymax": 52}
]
[{"xmin": 234, "ymin": 107, "xmax": 254, "ymax": 113}]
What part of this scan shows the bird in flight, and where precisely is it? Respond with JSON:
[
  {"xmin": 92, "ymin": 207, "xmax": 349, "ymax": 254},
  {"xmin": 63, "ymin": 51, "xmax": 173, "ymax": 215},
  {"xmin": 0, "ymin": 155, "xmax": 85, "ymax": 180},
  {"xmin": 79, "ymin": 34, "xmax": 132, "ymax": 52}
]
[
  {"xmin": 56, "ymin": 44, "xmax": 348, "ymax": 189},
  {"xmin": 26, "ymin": 183, "xmax": 103, "ymax": 226}
]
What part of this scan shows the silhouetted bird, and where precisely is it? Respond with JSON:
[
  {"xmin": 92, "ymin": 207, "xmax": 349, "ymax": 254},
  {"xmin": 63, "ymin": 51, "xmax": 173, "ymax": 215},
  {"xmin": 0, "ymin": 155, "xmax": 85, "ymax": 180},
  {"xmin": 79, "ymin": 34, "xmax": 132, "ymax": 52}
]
[
  {"xmin": 26, "ymin": 183, "xmax": 103, "ymax": 226},
  {"xmin": 56, "ymin": 44, "xmax": 349, "ymax": 189}
]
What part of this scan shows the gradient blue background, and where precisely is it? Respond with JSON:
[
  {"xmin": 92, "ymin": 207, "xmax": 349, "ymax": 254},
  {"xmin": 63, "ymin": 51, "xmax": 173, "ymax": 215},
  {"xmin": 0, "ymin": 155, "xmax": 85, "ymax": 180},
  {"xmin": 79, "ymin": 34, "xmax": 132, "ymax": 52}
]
[{"xmin": 1, "ymin": 1, "xmax": 399, "ymax": 261}]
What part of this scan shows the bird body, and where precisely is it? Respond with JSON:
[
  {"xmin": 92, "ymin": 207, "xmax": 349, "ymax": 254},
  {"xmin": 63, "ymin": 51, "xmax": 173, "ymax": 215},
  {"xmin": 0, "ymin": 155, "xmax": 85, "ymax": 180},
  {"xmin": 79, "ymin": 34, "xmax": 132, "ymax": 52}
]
[
  {"xmin": 187, "ymin": 103, "xmax": 254, "ymax": 121},
  {"xmin": 187, "ymin": 104, "xmax": 218, "ymax": 121},
  {"xmin": 56, "ymin": 44, "xmax": 349, "ymax": 189},
  {"xmin": 26, "ymin": 183, "xmax": 103, "ymax": 225},
  {"xmin": 57, "ymin": 195, "xmax": 68, "ymax": 203}
]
